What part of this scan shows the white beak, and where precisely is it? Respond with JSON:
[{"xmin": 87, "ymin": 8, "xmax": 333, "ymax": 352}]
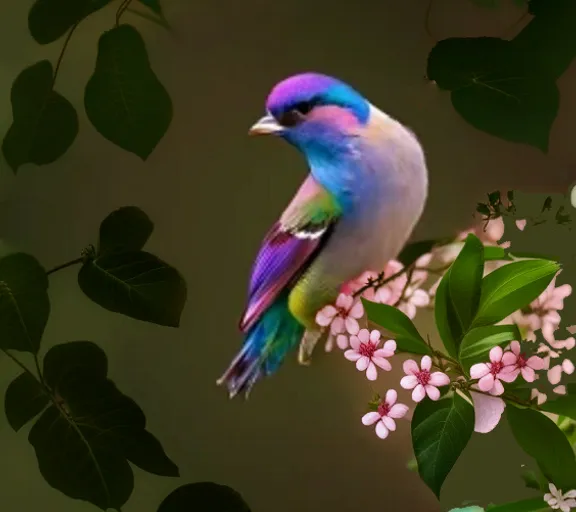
[{"xmin": 248, "ymin": 114, "xmax": 283, "ymax": 135}]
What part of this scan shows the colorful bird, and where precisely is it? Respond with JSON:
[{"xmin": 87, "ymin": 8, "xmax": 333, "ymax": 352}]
[{"xmin": 217, "ymin": 72, "xmax": 429, "ymax": 398}]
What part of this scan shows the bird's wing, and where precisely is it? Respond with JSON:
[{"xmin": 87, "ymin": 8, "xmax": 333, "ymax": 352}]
[{"xmin": 239, "ymin": 175, "xmax": 341, "ymax": 332}]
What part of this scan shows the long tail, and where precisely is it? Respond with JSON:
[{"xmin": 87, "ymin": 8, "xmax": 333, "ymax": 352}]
[{"xmin": 217, "ymin": 293, "xmax": 303, "ymax": 399}]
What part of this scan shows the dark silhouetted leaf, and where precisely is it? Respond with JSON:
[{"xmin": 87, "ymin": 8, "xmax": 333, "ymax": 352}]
[
  {"xmin": 28, "ymin": 0, "xmax": 113, "ymax": 44},
  {"xmin": 2, "ymin": 61, "xmax": 78, "ymax": 173},
  {"xmin": 459, "ymin": 324, "xmax": 522, "ymax": 372},
  {"xmin": 84, "ymin": 24, "xmax": 172, "ymax": 159},
  {"xmin": 362, "ymin": 300, "xmax": 431, "ymax": 354},
  {"xmin": 507, "ymin": 406, "xmax": 576, "ymax": 491},
  {"xmin": 28, "ymin": 341, "xmax": 179, "ymax": 511},
  {"xmin": 515, "ymin": 0, "xmax": 576, "ymax": 80},
  {"xmin": 0, "ymin": 252, "xmax": 49, "ymax": 353},
  {"xmin": 158, "ymin": 482, "xmax": 251, "ymax": 512},
  {"xmin": 138, "ymin": 0, "xmax": 162, "ymax": 15},
  {"xmin": 411, "ymin": 392, "xmax": 475, "ymax": 498},
  {"xmin": 472, "ymin": 259, "xmax": 560, "ymax": 327},
  {"xmin": 4, "ymin": 372, "xmax": 49, "ymax": 431},
  {"xmin": 427, "ymin": 37, "xmax": 559, "ymax": 152},
  {"xmin": 98, "ymin": 206, "xmax": 154, "ymax": 255},
  {"xmin": 78, "ymin": 251, "xmax": 187, "ymax": 327}
]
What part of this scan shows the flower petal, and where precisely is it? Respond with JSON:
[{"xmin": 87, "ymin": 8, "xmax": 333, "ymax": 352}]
[
  {"xmin": 403, "ymin": 359, "xmax": 420, "ymax": 375},
  {"xmin": 501, "ymin": 351, "xmax": 518, "ymax": 366},
  {"xmin": 362, "ymin": 411, "xmax": 381, "ymax": 426},
  {"xmin": 356, "ymin": 356, "xmax": 370, "ymax": 372},
  {"xmin": 553, "ymin": 385, "xmax": 567, "ymax": 395},
  {"xmin": 412, "ymin": 384, "xmax": 426, "ymax": 402},
  {"xmin": 358, "ymin": 329, "xmax": 369, "ymax": 343},
  {"xmin": 470, "ymin": 391, "xmax": 505, "ymax": 434},
  {"xmin": 429, "ymin": 372, "xmax": 450, "ymax": 387},
  {"xmin": 548, "ymin": 365, "xmax": 563, "ymax": 385},
  {"xmin": 562, "ymin": 359, "xmax": 575, "ymax": 375},
  {"xmin": 330, "ymin": 316, "xmax": 344, "ymax": 334},
  {"xmin": 489, "ymin": 345, "xmax": 503, "ymax": 363},
  {"xmin": 498, "ymin": 367, "xmax": 519, "ymax": 383},
  {"xmin": 400, "ymin": 375, "xmax": 418, "ymax": 389},
  {"xmin": 470, "ymin": 363, "xmax": 490, "ymax": 379},
  {"xmin": 372, "ymin": 356, "xmax": 392, "ymax": 371},
  {"xmin": 526, "ymin": 355, "xmax": 545, "ymax": 370},
  {"xmin": 425, "ymin": 385, "xmax": 441, "ymax": 401},
  {"xmin": 510, "ymin": 340, "xmax": 521, "ymax": 355},
  {"xmin": 336, "ymin": 293, "xmax": 353, "ymax": 310},
  {"xmin": 369, "ymin": 329, "xmax": 381, "ymax": 343},
  {"xmin": 349, "ymin": 300, "xmax": 364, "ymax": 319},
  {"xmin": 365, "ymin": 361, "xmax": 378, "ymax": 381},
  {"xmin": 315, "ymin": 306, "xmax": 336, "ymax": 326},
  {"xmin": 336, "ymin": 334, "xmax": 349, "ymax": 350},
  {"xmin": 420, "ymin": 355, "xmax": 432, "ymax": 371},
  {"xmin": 375, "ymin": 421, "xmax": 389, "ymax": 439},
  {"xmin": 411, "ymin": 289, "xmax": 430, "ymax": 307},
  {"xmin": 349, "ymin": 335, "xmax": 361, "ymax": 351},
  {"xmin": 515, "ymin": 219, "xmax": 527, "ymax": 231},
  {"xmin": 389, "ymin": 403, "xmax": 409, "ymax": 419},
  {"xmin": 385, "ymin": 389, "xmax": 397, "ymax": 405},
  {"xmin": 521, "ymin": 366, "xmax": 536, "ymax": 382},
  {"xmin": 344, "ymin": 349, "xmax": 361, "ymax": 361},
  {"xmin": 478, "ymin": 373, "xmax": 495, "ymax": 392},
  {"xmin": 381, "ymin": 339, "xmax": 397, "ymax": 355},
  {"xmin": 344, "ymin": 317, "xmax": 360, "ymax": 335},
  {"xmin": 490, "ymin": 379, "xmax": 505, "ymax": 396},
  {"xmin": 382, "ymin": 415, "xmax": 396, "ymax": 431}
]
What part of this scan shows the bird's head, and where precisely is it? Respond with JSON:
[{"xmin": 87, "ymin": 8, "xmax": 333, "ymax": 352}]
[{"xmin": 249, "ymin": 72, "xmax": 371, "ymax": 153}]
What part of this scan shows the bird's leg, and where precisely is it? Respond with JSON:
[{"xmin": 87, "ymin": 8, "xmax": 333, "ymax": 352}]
[{"xmin": 297, "ymin": 329, "xmax": 323, "ymax": 365}]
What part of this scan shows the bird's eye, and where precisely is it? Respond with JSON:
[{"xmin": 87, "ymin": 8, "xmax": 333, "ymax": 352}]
[{"xmin": 277, "ymin": 101, "xmax": 315, "ymax": 127}]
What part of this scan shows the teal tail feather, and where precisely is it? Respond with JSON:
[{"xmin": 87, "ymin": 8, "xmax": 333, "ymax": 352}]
[{"xmin": 217, "ymin": 293, "xmax": 303, "ymax": 399}]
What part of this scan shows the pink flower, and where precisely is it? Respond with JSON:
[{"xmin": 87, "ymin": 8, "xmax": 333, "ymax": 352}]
[
  {"xmin": 361, "ymin": 389, "xmax": 409, "ymax": 439},
  {"xmin": 515, "ymin": 219, "xmax": 527, "ymax": 231},
  {"xmin": 470, "ymin": 346, "xmax": 518, "ymax": 396},
  {"xmin": 544, "ymin": 483, "xmax": 576, "ymax": 512},
  {"xmin": 531, "ymin": 388, "xmax": 548, "ymax": 405},
  {"xmin": 553, "ymin": 385, "xmax": 567, "ymax": 395},
  {"xmin": 470, "ymin": 391, "xmax": 506, "ymax": 434},
  {"xmin": 344, "ymin": 329, "xmax": 396, "ymax": 381},
  {"xmin": 397, "ymin": 288, "xmax": 430, "ymax": 319},
  {"xmin": 358, "ymin": 260, "xmax": 408, "ymax": 305},
  {"xmin": 509, "ymin": 341, "xmax": 545, "ymax": 382},
  {"xmin": 548, "ymin": 359, "xmax": 575, "ymax": 385},
  {"xmin": 400, "ymin": 356, "xmax": 450, "ymax": 402},
  {"xmin": 316, "ymin": 293, "xmax": 363, "ymax": 336}
]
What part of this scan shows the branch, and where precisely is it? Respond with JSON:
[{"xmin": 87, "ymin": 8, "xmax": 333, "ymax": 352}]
[{"xmin": 46, "ymin": 257, "xmax": 84, "ymax": 276}]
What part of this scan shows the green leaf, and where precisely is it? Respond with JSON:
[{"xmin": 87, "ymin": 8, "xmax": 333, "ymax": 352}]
[
  {"xmin": 4, "ymin": 372, "xmax": 49, "ymax": 431},
  {"xmin": 98, "ymin": 206, "xmax": 154, "ymax": 255},
  {"xmin": 0, "ymin": 253, "xmax": 49, "ymax": 353},
  {"xmin": 84, "ymin": 24, "xmax": 173, "ymax": 160},
  {"xmin": 157, "ymin": 482, "xmax": 252, "ymax": 512},
  {"xmin": 507, "ymin": 406, "xmax": 576, "ymax": 490},
  {"xmin": 78, "ymin": 251, "xmax": 187, "ymax": 327},
  {"xmin": 427, "ymin": 37, "xmax": 559, "ymax": 152},
  {"xmin": 486, "ymin": 497, "xmax": 553, "ymax": 511},
  {"xmin": 459, "ymin": 324, "xmax": 522, "ymax": 371},
  {"xmin": 520, "ymin": 469, "xmax": 544, "ymax": 491},
  {"xmin": 411, "ymin": 393, "xmax": 475, "ymax": 498},
  {"xmin": 541, "ymin": 384, "xmax": 576, "ymax": 421},
  {"xmin": 27, "ymin": 0, "xmax": 113, "ymax": 44},
  {"xmin": 472, "ymin": 259, "xmax": 560, "ymax": 327},
  {"xmin": 397, "ymin": 239, "xmax": 439, "ymax": 267},
  {"xmin": 448, "ymin": 234, "xmax": 485, "ymax": 334},
  {"xmin": 434, "ymin": 269, "xmax": 460, "ymax": 357},
  {"xmin": 29, "ymin": 341, "xmax": 179, "ymax": 511},
  {"xmin": 449, "ymin": 508, "xmax": 484, "ymax": 512},
  {"xmin": 483, "ymin": 246, "xmax": 512, "ymax": 261},
  {"xmin": 2, "ymin": 60, "xmax": 78, "ymax": 173},
  {"xmin": 362, "ymin": 300, "xmax": 431, "ymax": 355}
]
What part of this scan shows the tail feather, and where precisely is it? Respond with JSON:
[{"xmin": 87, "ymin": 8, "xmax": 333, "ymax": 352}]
[{"xmin": 217, "ymin": 294, "xmax": 303, "ymax": 398}]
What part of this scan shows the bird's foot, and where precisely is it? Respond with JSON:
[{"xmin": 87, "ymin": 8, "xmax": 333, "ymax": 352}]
[{"xmin": 297, "ymin": 329, "xmax": 322, "ymax": 366}]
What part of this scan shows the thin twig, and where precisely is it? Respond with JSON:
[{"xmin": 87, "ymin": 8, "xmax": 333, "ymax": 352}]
[
  {"xmin": 52, "ymin": 22, "xmax": 81, "ymax": 88},
  {"xmin": 46, "ymin": 257, "xmax": 84, "ymax": 276},
  {"xmin": 116, "ymin": 0, "xmax": 134, "ymax": 25}
]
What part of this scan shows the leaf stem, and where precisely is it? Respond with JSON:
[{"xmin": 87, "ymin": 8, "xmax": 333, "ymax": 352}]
[
  {"xmin": 52, "ymin": 22, "xmax": 81, "ymax": 88},
  {"xmin": 46, "ymin": 257, "xmax": 84, "ymax": 276},
  {"xmin": 116, "ymin": 0, "xmax": 134, "ymax": 25}
]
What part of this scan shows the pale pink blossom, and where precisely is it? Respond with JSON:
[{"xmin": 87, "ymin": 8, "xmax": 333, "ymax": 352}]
[
  {"xmin": 544, "ymin": 483, "xmax": 576, "ymax": 512},
  {"xmin": 531, "ymin": 388, "xmax": 548, "ymax": 405},
  {"xmin": 553, "ymin": 385, "xmax": 567, "ymax": 395},
  {"xmin": 344, "ymin": 329, "xmax": 396, "ymax": 381},
  {"xmin": 470, "ymin": 390, "xmax": 506, "ymax": 434},
  {"xmin": 509, "ymin": 341, "xmax": 545, "ymax": 382},
  {"xmin": 470, "ymin": 346, "xmax": 518, "ymax": 396},
  {"xmin": 459, "ymin": 216, "xmax": 505, "ymax": 246},
  {"xmin": 515, "ymin": 219, "xmax": 527, "ymax": 231},
  {"xmin": 359, "ymin": 261, "xmax": 408, "ymax": 305},
  {"xmin": 548, "ymin": 359, "xmax": 575, "ymax": 385},
  {"xmin": 398, "ymin": 288, "xmax": 430, "ymax": 319},
  {"xmin": 400, "ymin": 356, "xmax": 450, "ymax": 402},
  {"xmin": 361, "ymin": 389, "xmax": 409, "ymax": 439},
  {"xmin": 568, "ymin": 325, "xmax": 576, "ymax": 335},
  {"xmin": 550, "ymin": 337, "xmax": 576, "ymax": 351},
  {"xmin": 316, "ymin": 293, "xmax": 363, "ymax": 337}
]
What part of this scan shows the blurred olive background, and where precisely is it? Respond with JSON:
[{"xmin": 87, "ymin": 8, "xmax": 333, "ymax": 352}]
[{"xmin": 0, "ymin": 0, "xmax": 574, "ymax": 511}]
